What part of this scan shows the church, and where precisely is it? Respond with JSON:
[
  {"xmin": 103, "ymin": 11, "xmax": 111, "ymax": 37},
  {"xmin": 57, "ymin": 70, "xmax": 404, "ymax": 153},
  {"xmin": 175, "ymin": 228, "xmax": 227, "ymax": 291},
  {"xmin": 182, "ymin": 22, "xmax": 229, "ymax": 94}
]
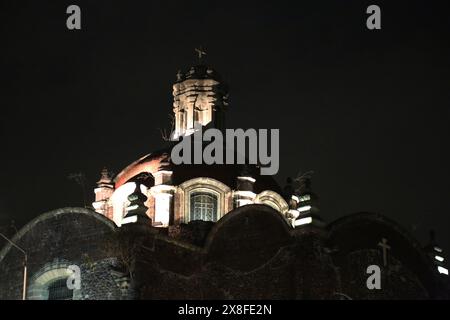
[{"xmin": 0, "ymin": 62, "xmax": 449, "ymax": 300}]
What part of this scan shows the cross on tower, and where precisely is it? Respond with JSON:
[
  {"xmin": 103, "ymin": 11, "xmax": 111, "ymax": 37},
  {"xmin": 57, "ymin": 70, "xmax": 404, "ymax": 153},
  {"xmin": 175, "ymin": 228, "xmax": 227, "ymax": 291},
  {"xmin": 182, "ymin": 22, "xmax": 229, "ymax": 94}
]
[
  {"xmin": 176, "ymin": 70, "xmax": 182, "ymax": 81},
  {"xmin": 378, "ymin": 238, "xmax": 391, "ymax": 267},
  {"xmin": 195, "ymin": 46, "xmax": 207, "ymax": 62}
]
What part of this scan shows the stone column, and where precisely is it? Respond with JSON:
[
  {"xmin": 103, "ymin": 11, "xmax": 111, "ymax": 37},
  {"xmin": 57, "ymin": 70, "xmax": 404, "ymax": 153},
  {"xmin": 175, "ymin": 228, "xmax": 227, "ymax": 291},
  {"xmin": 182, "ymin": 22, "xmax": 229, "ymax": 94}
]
[{"xmin": 150, "ymin": 170, "xmax": 175, "ymax": 227}]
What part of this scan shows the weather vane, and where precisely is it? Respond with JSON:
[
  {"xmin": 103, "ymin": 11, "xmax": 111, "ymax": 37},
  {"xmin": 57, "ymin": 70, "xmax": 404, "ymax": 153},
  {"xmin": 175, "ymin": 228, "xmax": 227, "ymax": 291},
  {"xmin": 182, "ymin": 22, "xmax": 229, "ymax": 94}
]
[{"xmin": 195, "ymin": 46, "xmax": 207, "ymax": 62}]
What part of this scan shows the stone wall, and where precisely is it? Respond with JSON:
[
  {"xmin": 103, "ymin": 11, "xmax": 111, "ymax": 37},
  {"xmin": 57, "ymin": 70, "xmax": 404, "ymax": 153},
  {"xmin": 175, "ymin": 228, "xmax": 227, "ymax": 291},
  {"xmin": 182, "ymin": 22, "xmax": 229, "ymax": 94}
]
[
  {"xmin": 133, "ymin": 205, "xmax": 334, "ymax": 299},
  {"xmin": 0, "ymin": 208, "xmax": 122, "ymax": 300},
  {"xmin": 129, "ymin": 206, "xmax": 447, "ymax": 299},
  {"xmin": 1, "ymin": 206, "xmax": 448, "ymax": 300}
]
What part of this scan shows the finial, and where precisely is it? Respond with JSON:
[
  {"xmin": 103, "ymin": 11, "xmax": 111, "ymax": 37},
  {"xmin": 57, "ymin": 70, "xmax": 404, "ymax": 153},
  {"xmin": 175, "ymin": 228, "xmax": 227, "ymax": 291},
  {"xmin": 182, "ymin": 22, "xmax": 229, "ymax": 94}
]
[
  {"xmin": 176, "ymin": 70, "xmax": 182, "ymax": 81},
  {"xmin": 101, "ymin": 167, "xmax": 110, "ymax": 179},
  {"xmin": 97, "ymin": 167, "xmax": 113, "ymax": 186},
  {"xmin": 195, "ymin": 46, "xmax": 207, "ymax": 62}
]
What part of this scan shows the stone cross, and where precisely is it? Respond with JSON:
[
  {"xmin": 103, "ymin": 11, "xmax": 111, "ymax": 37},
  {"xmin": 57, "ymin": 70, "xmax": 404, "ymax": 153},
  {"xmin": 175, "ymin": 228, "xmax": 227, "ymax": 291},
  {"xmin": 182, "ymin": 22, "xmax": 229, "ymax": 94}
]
[
  {"xmin": 195, "ymin": 47, "xmax": 207, "ymax": 61},
  {"xmin": 378, "ymin": 238, "xmax": 391, "ymax": 267}
]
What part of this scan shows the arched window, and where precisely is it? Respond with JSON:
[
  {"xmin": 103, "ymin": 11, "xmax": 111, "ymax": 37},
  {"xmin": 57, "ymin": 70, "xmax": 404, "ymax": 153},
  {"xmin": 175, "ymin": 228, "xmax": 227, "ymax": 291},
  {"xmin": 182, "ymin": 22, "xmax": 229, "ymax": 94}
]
[
  {"xmin": 190, "ymin": 192, "xmax": 218, "ymax": 222},
  {"xmin": 193, "ymin": 109, "xmax": 200, "ymax": 123},
  {"xmin": 27, "ymin": 260, "xmax": 81, "ymax": 300},
  {"xmin": 48, "ymin": 278, "xmax": 73, "ymax": 300},
  {"xmin": 178, "ymin": 178, "xmax": 232, "ymax": 224}
]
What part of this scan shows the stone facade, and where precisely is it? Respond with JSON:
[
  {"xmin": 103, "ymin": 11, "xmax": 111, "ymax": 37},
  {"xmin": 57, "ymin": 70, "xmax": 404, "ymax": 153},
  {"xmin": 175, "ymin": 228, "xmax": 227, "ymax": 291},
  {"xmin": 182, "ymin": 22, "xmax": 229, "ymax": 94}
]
[
  {"xmin": 1, "ymin": 205, "xmax": 448, "ymax": 300},
  {"xmin": 89, "ymin": 65, "xmax": 287, "ymax": 230},
  {"xmin": 0, "ymin": 208, "xmax": 125, "ymax": 300}
]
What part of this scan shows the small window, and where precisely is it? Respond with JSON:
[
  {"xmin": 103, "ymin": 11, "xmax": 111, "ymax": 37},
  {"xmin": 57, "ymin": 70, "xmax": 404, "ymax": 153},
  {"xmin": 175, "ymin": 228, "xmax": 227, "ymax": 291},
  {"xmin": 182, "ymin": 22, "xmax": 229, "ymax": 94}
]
[
  {"xmin": 190, "ymin": 192, "xmax": 218, "ymax": 222},
  {"xmin": 47, "ymin": 278, "xmax": 73, "ymax": 300},
  {"xmin": 180, "ymin": 110, "xmax": 186, "ymax": 128}
]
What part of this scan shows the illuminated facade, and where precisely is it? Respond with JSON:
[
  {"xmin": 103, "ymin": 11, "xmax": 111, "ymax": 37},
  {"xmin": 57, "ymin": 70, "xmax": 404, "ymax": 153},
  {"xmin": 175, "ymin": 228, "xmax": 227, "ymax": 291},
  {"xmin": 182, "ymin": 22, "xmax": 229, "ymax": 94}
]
[
  {"xmin": 91, "ymin": 65, "xmax": 299, "ymax": 229},
  {"xmin": 0, "ymin": 64, "xmax": 449, "ymax": 300}
]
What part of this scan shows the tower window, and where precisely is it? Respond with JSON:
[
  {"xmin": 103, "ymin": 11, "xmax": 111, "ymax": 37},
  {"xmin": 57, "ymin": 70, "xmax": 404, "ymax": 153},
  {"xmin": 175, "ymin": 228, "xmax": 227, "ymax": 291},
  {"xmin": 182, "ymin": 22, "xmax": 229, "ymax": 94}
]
[
  {"xmin": 47, "ymin": 278, "xmax": 73, "ymax": 300},
  {"xmin": 180, "ymin": 110, "xmax": 186, "ymax": 129},
  {"xmin": 190, "ymin": 192, "xmax": 218, "ymax": 222}
]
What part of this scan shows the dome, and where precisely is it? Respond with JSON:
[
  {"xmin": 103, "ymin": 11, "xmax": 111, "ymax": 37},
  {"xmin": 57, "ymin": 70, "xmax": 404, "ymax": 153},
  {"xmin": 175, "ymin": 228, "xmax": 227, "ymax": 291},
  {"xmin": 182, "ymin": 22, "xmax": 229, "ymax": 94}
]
[
  {"xmin": 114, "ymin": 148, "xmax": 171, "ymax": 189},
  {"xmin": 95, "ymin": 63, "xmax": 287, "ymax": 228},
  {"xmin": 114, "ymin": 144, "xmax": 283, "ymax": 195}
]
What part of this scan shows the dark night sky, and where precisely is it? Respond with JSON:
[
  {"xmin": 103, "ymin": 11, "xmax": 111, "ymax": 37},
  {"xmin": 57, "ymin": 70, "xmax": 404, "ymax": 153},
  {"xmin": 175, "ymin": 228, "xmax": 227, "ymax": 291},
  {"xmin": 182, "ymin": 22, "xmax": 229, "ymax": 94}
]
[{"xmin": 1, "ymin": 1, "xmax": 449, "ymax": 253}]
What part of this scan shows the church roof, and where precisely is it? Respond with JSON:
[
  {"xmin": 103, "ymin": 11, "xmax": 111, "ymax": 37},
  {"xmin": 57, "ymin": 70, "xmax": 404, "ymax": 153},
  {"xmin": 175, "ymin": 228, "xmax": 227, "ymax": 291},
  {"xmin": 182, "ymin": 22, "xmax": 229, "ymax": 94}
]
[{"xmin": 113, "ymin": 145, "xmax": 283, "ymax": 195}]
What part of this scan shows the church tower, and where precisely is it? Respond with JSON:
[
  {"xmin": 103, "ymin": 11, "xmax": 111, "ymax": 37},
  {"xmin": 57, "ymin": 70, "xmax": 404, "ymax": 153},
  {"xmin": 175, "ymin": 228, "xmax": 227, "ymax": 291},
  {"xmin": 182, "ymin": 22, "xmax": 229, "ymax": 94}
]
[
  {"xmin": 92, "ymin": 168, "xmax": 114, "ymax": 220},
  {"xmin": 171, "ymin": 65, "xmax": 229, "ymax": 140}
]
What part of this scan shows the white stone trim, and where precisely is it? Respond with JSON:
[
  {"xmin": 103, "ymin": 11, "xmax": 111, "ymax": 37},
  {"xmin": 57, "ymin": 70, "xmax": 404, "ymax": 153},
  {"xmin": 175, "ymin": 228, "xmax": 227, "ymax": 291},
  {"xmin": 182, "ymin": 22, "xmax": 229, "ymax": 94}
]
[
  {"xmin": 254, "ymin": 190, "xmax": 289, "ymax": 214},
  {"xmin": 237, "ymin": 176, "xmax": 256, "ymax": 183},
  {"xmin": 27, "ymin": 259, "xmax": 81, "ymax": 300}
]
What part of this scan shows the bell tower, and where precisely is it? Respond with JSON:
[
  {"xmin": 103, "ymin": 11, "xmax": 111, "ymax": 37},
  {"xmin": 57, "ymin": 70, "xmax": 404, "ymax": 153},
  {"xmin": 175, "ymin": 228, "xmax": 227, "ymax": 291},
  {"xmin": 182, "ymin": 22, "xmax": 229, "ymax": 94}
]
[{"xmin": 171, "ymin": 64, "xmax": 228, "ymax": 140}]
